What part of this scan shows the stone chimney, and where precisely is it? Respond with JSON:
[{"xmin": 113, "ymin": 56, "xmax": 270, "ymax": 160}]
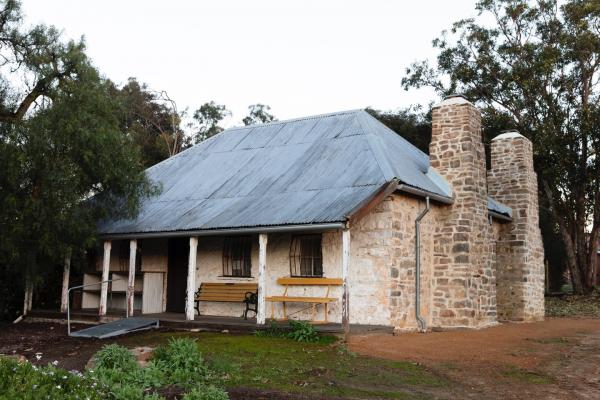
[
  {"xmin": 429, "ymin": 95, "xmax": 497, "ymax": 328},
  {"xmin": 487, "ymin": 131, "xmax": 545, "ymax": 321}
]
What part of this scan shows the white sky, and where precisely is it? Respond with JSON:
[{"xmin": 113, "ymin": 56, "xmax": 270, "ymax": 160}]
[{"xmin": 21, "ymin": 0, "xmax": 479, "ymax": 127}]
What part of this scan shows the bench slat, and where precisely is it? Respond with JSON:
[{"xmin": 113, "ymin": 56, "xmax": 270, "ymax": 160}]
[
  {"xmin": 276, "ymin": 277, "xmax": 343, "ymax": 286},
  {"xmin": 196, "ymin": 282, "xmax": 257, "ymax": 303},
  {"xmin": 265, "ymin": 296, "xmax": 337, "ymax": 303}
]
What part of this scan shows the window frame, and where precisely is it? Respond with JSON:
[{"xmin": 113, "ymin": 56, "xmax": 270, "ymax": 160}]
[
  {"xmin": 289, "ymin": 234, "xmax": 323, "ymax": 278},
  {"xmin": 222, "ymin": 236, "xmax": 253, "ymax": 278}
]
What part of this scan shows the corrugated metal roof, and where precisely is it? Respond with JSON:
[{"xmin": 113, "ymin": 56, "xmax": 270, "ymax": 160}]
[
  {"xmin": 98, "ymin": 110, "xmax": 510, "ymax": 235},
  {"xmin": 487, "ymin": 197, "xmax": 512, "ymax": 218}
]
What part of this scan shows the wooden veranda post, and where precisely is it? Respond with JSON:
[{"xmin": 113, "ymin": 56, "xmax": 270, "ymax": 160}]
[
  {"xmin": 99, "ymin": 240, "xmax": 111, "ymax": 317},
  {"xmin": 60, "ymin": 250, "xmax": 71, "ymax": 313},
  {"xmin": 257, "ymin": 233, "xmax": 268, "ymax": 325},
  {"xmin": 127, "ymin": 239, "xmax": 137, "ymax": 318},
  {"xmin": 23, "ymin": 278, "xmax": 33, "ymax": 315},
  {"xmin": 342, "ymin": 229, "xmax": 350, "ymax": 335},
  {"xmin": 185, "ymin": 237, "xmax": 198, "ymax": 321}
]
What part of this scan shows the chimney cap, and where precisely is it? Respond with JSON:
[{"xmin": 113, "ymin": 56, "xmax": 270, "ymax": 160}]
[
  {"xmin": 492, "ymin": 130, "xmax": 526, "ymax": 141},
  {"xmin": 433, "ymin": 94, "xmax": 472, "ymax": 108}
]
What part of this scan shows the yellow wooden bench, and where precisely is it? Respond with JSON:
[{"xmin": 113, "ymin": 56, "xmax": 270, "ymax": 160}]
[
  {"xmin": 195, "ymin": 282, "xmax": 258, "ymax": 319},
  {"xmin": 265, "ymin": 277, "xmax": 343, "ymax": 323}
]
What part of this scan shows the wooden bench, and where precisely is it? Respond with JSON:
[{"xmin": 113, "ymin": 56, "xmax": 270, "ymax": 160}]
[
  {"xmin": 195, "ymin": 282, "xmax": 258, "ymax": 319},
  {"xmin": 265, "ymin": 277, "xmax": 343, "ymax": 323}
]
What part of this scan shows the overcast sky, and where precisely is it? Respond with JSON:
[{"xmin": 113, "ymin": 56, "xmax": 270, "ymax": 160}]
[{"xmin": 22, "ymin": 0, "xmax": 479, "ymax": 127}]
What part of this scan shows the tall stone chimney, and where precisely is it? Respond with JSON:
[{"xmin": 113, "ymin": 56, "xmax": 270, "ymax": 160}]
[
  {"xmin": 429, "ymin": 95, "xmax": 497, "ymax": 328},
  {"xmin": 487, "ymin": 131, "xmax": 545, "ymax": 321}
]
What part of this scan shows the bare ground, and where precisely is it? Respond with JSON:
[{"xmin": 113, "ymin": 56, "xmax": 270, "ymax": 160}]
[
  {"xmin": 2, "ymin": 318, "xmax": 600, "ymax": 399},
  {"xmin": 349, "ymin": 317, "xmax": 600, "ymax": 400}
]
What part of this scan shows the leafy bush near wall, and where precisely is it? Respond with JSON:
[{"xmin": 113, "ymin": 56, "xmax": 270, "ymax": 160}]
[{"xmin": 287, "ymin": 320, "xmax": 319, "ymax": 343}]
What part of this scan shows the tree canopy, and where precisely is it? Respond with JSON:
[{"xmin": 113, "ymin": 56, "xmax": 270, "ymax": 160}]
[
  {"xmin": 402, "ymin": 0, "xmax": 600, "ymax": 293},
  {"xmin": 0, "ymin": 0, "xmax": 154, "ymax": 319},
  {"xmin": 242, "ymin": 103, "xmax": 276, "ymax": 126}
]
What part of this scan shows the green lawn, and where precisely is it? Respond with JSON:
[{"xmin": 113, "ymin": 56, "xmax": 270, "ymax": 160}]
[{"xmin": 119, "ymin": 331, "xmax": 447, "ymax": 399}]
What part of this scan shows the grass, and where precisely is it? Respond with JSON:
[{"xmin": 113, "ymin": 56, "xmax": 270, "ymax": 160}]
[
  {"xmin": 120, "ymin": 331, "xmax": 447, "ymax": 399},
  {"xmin": 500, "ymin": 366, "xmax": 555, "ymax": 385},
  {"xmin": 545, "ymin": 289, "xmax": 600, "ymax": 318}
]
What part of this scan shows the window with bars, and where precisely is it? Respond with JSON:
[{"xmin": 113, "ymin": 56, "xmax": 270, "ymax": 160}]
[
  {"xmin": 289, "ymin": 234, "xmax": 323, "ymax": 277},
  {"xmin": 222, "ymin": 237, "xmax": 252, "ymax": 277}
]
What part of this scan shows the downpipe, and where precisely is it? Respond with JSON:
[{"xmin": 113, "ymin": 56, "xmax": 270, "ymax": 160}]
[{"xmin": 415, "ymin": 197, "xmax": 430, "ymax": 333}]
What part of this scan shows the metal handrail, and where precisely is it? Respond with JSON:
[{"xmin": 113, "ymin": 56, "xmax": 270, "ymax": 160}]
[{"xmin": 67, "ymin": 278, "xmax": 123, "ymax": 336}]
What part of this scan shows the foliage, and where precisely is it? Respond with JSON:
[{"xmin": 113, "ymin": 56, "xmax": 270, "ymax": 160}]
[
  {"xmin": 402, "ymin": 0, "xmax": 600, "ymax": 294},
  {"xmin": 152, "ymin": 337, "xmax": 211, "ymax": 387},
  {"xmin": 253, "ymin": 322, "xmax": 287, "ymax": 338},
  {"xmin": 182, "ymin": 385, "xmax": 230, "ymax": 400},
  {"xmin": 111, "ymin": 78, "xmax": 188, "ymax": 167},
  {"xmin": 545, "ymin": 289, "xmax": 600, "ymax": 317},
  {"xmin": 118, "ymin": 331, "xmax": 445, "ymax": 399},
  {"xmin": 93, "ymin": 343, "xmax": 139, "ymax": 370},
  {"xmin": 287, "ymin": 320, "xmax": 319, "ymax": 343},
  {"xmin": 0, "ymin": 356, "xmax": 107, "ymax": 399},
  {"xmin": 87, "ymin": 340, "xmax": 227, "ymax": 399},
  {"xmin": 0, "ymin": 1, "xmax": 155, "ymax": 320},
  {"xmin": 191, "ymin": 101, "xmax": 230, "ymax": 143},
  {"xmin": 242, "ymin": 104, "xmax": 276, "ymax": 126}
]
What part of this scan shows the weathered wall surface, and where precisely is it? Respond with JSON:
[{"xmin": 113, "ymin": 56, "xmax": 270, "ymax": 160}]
[
  {"xmin": 487, "ymin": 133, "xmax": 545, "ymax": 321},
  {"xmin": 429, "ymin": 96, "xmax": 497, "ymax": 329},
  {"xmin": 387, "ymin": 195, "xmax": 440, "ymax": 331}
]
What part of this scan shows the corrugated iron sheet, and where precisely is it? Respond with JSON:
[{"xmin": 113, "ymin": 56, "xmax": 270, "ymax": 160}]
[{"xmin": 98, "ymin": 110, "xmax": 510, "ymax": 235}]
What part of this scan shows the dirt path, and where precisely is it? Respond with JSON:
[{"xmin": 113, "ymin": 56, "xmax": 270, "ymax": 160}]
[{"xmin": 348, "ymin": 318, "xmax": 600, "ymax": 399}]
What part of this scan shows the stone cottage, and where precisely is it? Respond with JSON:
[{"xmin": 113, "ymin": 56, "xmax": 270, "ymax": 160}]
[{"xmin": 74, "ymin": 95, "xmax": 544, "ymax": 333}]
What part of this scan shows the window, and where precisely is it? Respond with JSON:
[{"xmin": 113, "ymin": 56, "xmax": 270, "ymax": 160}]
[
  {"xmin": 222, "ymin": 237, "xmax": 252, "ymax": 277},
  {"xmin": 290, "ymin": 234, "xmax": 323, "ymax": 277}
]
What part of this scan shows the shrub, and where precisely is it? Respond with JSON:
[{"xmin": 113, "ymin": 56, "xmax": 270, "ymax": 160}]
[
  {"xmin": 287, "ymin": 320, "xmax": 319, "ymax": 343},
  {"xmin": 93, "ymin": 343, "xmax": 138, "ymax": 371},
  {"xmin": 182, "ymin": 385, "xmax": 229, "ymax": 400},
  {"xmin": 152, "ymin": 337, "xmax": 211, "ymax": 387},
  {"xmin": 0, "ymin": 356, "xmax": 106, "ymax": 399}
]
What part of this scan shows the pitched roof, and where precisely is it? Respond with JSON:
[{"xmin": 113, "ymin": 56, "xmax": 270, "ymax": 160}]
[{"xmin": 98, "ymin": 110, "xmax": 508, "ymax": 236}]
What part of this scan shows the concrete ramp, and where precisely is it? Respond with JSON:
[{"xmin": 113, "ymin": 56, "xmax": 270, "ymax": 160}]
[{"xmin": 70, "ymin": 317, "xmax": 159, "ymax": 339}]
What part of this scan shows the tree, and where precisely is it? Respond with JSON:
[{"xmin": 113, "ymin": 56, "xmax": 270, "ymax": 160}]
[
  {"xmin": 402, "ymin": 0, "xmax": 599, "ymax": 294},
  {"xmin": 191, "ymin": 101, "xmax": 230, "ymax": 143},
  {"xmin": 366, "ymin": 107, "xmax": 432, "ymax": 154},
  {"xmin": 0, "ymin": 0, "xmax": 154, "ymax": 319},
  {"xmin": 112, "ymin": 78, "xmax": 187, "ymax": 167},
  {"xmin": 242, "ymin": 103, "xmax": 276, "ymax": 126}
]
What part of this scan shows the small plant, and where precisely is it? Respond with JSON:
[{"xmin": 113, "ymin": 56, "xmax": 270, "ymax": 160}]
[
  {"xmin": 94, "ymin": 343, "xmax": 138, "ymax": 371},
  {"xmin": 0, "ymin": 356, "xmax": 106, "ymax": 399},
  {"xmin": 287, "ymin": 320, "xmax": 319, "ymax": 343},
  {"xmin": 182, "ymin": 385, "xmax": 229, "ymax": 400},
  {"xmin": 152, "ymin": 337, "xmax": 211, "ymax": 387}
]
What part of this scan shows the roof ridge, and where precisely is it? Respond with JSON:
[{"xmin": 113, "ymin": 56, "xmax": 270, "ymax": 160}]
[{"xmin": 223, "ymin": 109, "xmax": 364, "ymax": 132}]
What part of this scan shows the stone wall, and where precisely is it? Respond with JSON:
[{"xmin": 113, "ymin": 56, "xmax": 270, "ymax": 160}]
[
  {"xmin": 387, "ymin": 195, "xmax": 440, "ymax": 331},
  {"xmin": 487, "ymin": 132, "xmax": 545, "ymax": 321},
  {"xmin": 429, "ymin": 95, "xmax": 497, "ymax": 328}
]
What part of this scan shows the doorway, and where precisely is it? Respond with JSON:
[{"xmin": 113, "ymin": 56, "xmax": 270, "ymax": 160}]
[{"xmin": 166, "ymin": 237, "xmax": 189, "ymax": 313}]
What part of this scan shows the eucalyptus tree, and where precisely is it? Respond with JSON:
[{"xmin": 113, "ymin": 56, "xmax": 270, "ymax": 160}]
[
  {"xmin": 242, "ymin": 103, "xmax": 276, "ymax": 126},
  {"xmin": 0, "ymin": 0, "xmax": 154, "ymax": 318},
  {"xmin": 402, "ymin": 0, "xmax": 600, "ymax": 293}
]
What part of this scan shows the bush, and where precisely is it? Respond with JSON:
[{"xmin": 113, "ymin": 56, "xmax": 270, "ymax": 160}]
[
  {"xmin": 152, "ymin": 337, "xmax": 211, "ymax": 387},
  {"xmin": 0, "ymin": 356, "xmax": 106, "ymax": 399},
  {"xmin": 287, "ymin": 320, "xmax": 319, "ymax": 343},
  {"xmin": 93, "ymin": 343, "xmax": 139, "ymax": 370}
]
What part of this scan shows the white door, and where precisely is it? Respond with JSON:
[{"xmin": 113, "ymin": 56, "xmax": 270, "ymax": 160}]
[{"xmin": 142, "ymin": 273, "xmax": 164, "ymax": 314}]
